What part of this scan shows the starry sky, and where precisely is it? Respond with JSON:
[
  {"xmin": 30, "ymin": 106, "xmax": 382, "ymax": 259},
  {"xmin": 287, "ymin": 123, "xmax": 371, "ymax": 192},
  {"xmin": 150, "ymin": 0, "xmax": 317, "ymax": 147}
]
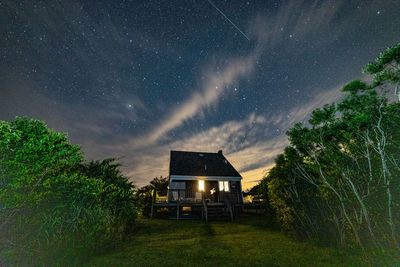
[{"xmin": 1, "ymin": 0, "xmax": 400, "ymax": 189}]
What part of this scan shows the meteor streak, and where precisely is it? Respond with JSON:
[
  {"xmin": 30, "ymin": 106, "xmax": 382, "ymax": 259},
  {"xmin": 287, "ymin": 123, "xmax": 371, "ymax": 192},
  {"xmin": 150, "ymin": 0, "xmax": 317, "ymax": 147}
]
[{"xmin": 207, "ymin": 0, "xmax": 250, "ymax": 41}]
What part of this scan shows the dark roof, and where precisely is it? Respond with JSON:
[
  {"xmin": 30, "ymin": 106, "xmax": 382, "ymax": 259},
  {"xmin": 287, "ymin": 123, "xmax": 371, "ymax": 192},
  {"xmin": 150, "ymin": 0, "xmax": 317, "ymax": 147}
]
[{"xmin": 169, "ymin": 150, "xmax": 241, "ymax": 177}]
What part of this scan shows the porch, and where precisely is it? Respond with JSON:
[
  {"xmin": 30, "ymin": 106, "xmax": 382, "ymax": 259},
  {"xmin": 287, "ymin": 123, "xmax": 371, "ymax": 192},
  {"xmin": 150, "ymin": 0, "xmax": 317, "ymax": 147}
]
[
  {"xmin": 168, "ymin": 180, "xmax": 243, "ymax": 204},
  {"xmin": 150, "ymin": 178, "xmax": 245, "ymax": 221},
  {"xmin": 151, "ymin": 191, "xmax": 244, "ymax": 222}
]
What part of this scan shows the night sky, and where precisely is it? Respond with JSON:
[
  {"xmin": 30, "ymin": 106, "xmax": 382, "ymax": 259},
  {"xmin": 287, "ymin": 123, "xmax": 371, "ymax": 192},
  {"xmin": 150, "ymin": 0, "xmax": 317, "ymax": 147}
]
[{"xmin": 1, "ymin": 0, "xmax": 400, "ymax": 189}]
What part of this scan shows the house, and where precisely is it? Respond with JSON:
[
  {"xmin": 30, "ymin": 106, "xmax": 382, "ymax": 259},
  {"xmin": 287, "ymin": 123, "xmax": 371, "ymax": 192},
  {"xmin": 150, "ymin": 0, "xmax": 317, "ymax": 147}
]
[
  {"xmin": 151, "ymin": 150, "xmax": 244, "ymax": 221},
  {"xmin": 169, "ymin": 150, "xmax": 243, "ymax": 204}
]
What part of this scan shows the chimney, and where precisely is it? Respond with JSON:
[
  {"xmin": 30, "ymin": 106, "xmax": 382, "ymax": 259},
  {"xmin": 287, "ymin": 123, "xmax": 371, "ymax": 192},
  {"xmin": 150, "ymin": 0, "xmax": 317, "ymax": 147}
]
[{"xmin": 218, "ymin": 150, "xmax": 223, "ymax": 155}]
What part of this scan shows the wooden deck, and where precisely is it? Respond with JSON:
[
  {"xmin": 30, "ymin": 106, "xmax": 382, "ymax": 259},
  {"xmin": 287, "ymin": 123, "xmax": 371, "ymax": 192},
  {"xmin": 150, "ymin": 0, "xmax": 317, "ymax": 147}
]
[
  {"xmin": 150, "ymin": 190, "xmax": 265, "ymax": 222},
  {"xmin": 150, "ymin": 190, "xmax": 244, "ymax": 222},
  {"xmin": 152, "ymin": 202, "xmax": 203, "ymax": 207}
]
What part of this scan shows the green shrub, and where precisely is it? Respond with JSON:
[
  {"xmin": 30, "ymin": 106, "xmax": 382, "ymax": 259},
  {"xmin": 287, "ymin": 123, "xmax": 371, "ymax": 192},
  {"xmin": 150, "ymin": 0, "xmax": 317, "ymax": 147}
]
[{"xmin": 0, "ymin": 117, "xmax": 137, "ymax": 265}]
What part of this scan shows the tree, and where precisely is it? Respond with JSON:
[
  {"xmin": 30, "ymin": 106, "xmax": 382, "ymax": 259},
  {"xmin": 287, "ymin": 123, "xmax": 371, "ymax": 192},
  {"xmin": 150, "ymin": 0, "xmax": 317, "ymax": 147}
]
[
  {"xmin": 149, "ymin": 176, "xmax": 169, "ymax": 196},
  {"xmin": 260, "ymin": 43, "xmax": 400, "ymax": 250},
  {"xmin": 137, "ymin": 176, "xmax": 168, "ymax": 217},
  {"xmin": 364, "ymin": 43, "xmax": 400, "ymax": 102}
]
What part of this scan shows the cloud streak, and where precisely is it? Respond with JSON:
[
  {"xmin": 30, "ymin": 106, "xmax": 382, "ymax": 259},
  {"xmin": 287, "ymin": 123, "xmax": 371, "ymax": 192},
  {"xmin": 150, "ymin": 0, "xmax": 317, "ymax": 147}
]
[
  {"xmin": 123, "ymin": 81, "xmax": 343, "ymax": 189},
  {"xmin": 139, "ymin": 0, "xmax": 345, "ymax": 146},
  {"xmin": 143, "ymin": 52, "xmax": 260, "ymax": 145},
  {"xmin": 117, "ymin": 0, "xmax": 351, "ymax": 188},
  {"xmin": 4, "ymin": 0, "xmax": 387, "ymax": 192}
]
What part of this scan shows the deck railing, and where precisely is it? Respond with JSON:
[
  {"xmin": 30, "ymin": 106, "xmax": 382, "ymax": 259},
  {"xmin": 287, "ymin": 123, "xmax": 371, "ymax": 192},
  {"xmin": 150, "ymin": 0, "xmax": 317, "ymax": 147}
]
[
  {"xmin": 167, "ymin": 189, "xmax": 242, "ymax": 204},
  {"xmin": 151, "ymin": 189, "xmax": 245, "ymax": 221},
  {"xmin": 168, "ymin": 189, "xmax": 203, "ymax": 202}
]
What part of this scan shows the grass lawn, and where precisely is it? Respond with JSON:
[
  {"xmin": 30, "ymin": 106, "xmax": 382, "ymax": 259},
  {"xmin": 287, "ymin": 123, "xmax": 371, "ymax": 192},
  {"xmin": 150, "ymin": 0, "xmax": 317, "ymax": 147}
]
[{"xmin": 85, "ymin": 214, "xmax": 371, "ymax": 266}]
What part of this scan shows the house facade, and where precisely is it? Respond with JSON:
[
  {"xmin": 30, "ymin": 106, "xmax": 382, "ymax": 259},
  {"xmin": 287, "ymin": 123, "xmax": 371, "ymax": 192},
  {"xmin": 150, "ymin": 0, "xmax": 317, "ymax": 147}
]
[{"xmin": 168, "ymin": 150, "xmax": 243, "ymax": 205}]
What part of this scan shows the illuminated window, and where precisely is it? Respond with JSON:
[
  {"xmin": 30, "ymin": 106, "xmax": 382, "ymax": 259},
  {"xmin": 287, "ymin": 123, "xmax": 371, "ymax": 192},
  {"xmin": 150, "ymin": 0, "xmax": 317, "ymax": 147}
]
[
  {"xmin": 219, "ymin": 181, "xmax": 230, "ymax": 192},
  {"xmin": 219, "ymin": 181, "xmax": 224, "ymax": 191},
  {"xmin": 224, "ymin": 181, "xmax": 230, "ymax": 192},
  {"xmin": 198, "ymin": 180, "xmax": 205, "ymax": 191}
]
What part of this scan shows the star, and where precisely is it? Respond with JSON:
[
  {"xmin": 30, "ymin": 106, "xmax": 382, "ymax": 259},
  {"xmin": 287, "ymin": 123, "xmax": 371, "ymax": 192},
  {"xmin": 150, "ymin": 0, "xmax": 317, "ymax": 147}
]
[{"xmin": 2, "ymin": 0, "xmax": 400, "ymax": 195}]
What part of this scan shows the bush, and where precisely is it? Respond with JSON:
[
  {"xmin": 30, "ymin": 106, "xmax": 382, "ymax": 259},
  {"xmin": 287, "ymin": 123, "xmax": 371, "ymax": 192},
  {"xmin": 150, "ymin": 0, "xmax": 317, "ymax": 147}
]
[{"xmin": 0, "ymin": 117, "xmax": 137, "ymax": 265}]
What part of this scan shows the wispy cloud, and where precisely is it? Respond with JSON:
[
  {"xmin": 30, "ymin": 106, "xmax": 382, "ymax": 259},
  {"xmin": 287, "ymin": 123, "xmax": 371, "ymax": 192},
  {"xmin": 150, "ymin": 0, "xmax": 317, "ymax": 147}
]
[
  {"xmin": 1, "ymin": 0, "xmax": 359, "ymax": 191},
  {"xmin": 267, "ymin": 85, "xmax": 343, "ymax": 130},
  {"xmin": 141, "ymin": 52, "xmax": 260, "ymax": 145},
  {"xmin": 0, "ymin": 78, "xmax": 346, "ymax": 190},
  {"xmin": 138, "ymin": 0, "xmax": 345, "ymax": 147},
  {"xmin": 251, "ymin": 0, "xmax": 344, "ymax": 50},
  {"xmin": 125, "ymin": 113, "xmax": 268, "ymax": 185},
  {"xmin": 116, "ymin": 0, "xmax": 351, "ymax": 188},
  {"xmin": 122, "ymin": 82, "xmax": 344, "ymax": 189}
]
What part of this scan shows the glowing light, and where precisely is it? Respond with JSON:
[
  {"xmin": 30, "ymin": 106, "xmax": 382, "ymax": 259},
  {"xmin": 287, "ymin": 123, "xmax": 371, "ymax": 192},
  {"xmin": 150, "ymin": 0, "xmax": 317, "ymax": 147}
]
[
  {"xmin": 198, "ymin": 180, "xmax": 205, "ymax": 191},
  {"xmin": 219, "ymin": 181, "xmax": 224, "ymax": 191},
  {"xmin": 224, "ymin": 181, "xmax": 230, "ymax": 192},
  {"xmin": 219, "ymin": 181, "xmax": 230, "ymax": 192}
]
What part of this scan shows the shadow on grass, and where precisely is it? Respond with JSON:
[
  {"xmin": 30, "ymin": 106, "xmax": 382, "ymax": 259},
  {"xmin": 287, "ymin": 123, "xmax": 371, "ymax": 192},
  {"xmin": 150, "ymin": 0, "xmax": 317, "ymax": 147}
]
[
  {"xmin": 201, "ymin": 222, "xmax": 216, "ymax": 236},
  {"xmin": 199, "ymin": 223, "xmax": 217, "ymax": 252}
]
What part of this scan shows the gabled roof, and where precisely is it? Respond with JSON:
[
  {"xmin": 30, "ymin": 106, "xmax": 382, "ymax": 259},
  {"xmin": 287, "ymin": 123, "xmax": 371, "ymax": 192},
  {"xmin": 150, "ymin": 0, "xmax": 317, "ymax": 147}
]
[{"xmin": 169, "ymin": 150, "xmax": 241, "ymax": 177}]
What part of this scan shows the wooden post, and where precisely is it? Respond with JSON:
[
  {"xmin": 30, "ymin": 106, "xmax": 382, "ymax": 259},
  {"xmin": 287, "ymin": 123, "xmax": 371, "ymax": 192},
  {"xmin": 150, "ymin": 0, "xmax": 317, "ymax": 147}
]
[
  {"xmin": 176, "ymin": 190, "xmax": 180, "ymax": 220},
  {"xmin": 224, "ymin": 197, "xmax": 234, "ymax": 222},
  {"xmin": 150, "ymin": 189, "xmax": 156, "ymax": 219},
  {"xmin": 239, "ymin": 182, "xmax": 244, "ymax": 213},
  {"xmin": 237, "ymin": 186, "xmax": 240, "ymax": 204},
  {"xmin": 202, "ymin": 193, "xmax": 208, "ymax": 223},
  {"xmin": 201, "ymin": 192, "xmax": 204, "ymax": 220}
]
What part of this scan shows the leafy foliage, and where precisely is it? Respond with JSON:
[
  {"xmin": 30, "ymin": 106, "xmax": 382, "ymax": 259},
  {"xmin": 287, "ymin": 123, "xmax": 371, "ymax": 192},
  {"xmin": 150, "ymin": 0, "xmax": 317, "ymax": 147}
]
[
  {"xmin": 364, "ymin": 43, "xmax": 400, "ymax": 101},
  {"xmin": 260, "ymin": 43, "xmax": 400, "ymax": 251},
  {"xmin": 341, "ymin": 80, "xmax": 369, "ymax": 94},
  {"xmin": 137, "ymin": 176, "xmax": 168, "ymax": 217},
  {"xmin": 0, "ymin": 117, "xmax": 137, "ymax": 265},
  {"xmin": 79, "ymin": 159, "xmax": 137, "ymax": 233}
]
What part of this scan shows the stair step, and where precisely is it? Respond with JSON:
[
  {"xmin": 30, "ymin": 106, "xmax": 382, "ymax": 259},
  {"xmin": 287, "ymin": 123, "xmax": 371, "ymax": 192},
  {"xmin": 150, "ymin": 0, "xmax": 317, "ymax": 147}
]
[{"xmin": 204, "ymin": 203, "xmax": 233, "ymax": 221}]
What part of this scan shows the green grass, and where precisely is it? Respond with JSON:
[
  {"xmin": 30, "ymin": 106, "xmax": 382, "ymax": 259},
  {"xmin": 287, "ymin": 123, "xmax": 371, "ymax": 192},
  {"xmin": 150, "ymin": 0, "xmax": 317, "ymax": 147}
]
[{"xmin": 85, "ymin": 214, "xmax": 370, "ymax": 266}]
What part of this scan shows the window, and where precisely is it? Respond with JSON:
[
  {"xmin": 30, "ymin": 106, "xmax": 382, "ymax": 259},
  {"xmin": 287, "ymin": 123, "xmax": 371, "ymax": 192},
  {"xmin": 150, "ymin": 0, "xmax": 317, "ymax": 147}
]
[
  {"xmin": 170, "ymin": 181, "xmax": 185, "ymax": 201},
  {"xmin": 219, "ymin": 181, "xmax": 224, "ymax": 191},
  {"xmin": 219, "ymin": 181, "xmax": 230, "ymax": 192},
  {"xmin": 198, "ymin": 180, "xmax": 205, "ymax": 191},
  {"xmin": 224, "ymin": 181, "xmax": 230, "ymax": 192},
  {"xmin": 172, "ymin": 190, "xmax": 185, "ymax": 200},
  {"xmin": 170, "ymin": 181, "xmax": 185, "ymax": 190}
]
